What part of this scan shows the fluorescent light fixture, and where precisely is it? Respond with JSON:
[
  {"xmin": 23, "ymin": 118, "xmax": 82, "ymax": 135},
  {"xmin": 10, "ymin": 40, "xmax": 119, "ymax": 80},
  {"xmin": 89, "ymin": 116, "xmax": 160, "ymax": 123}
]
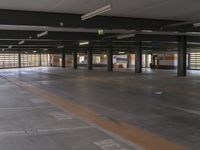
[
  {"xmin": 8, "ymin": 45, "xmax": 12, "ymax": 48},
  {"xmin": 19, "ymin": 40, "xmax": 25, "ymax": 45},
  {"xmin": 187, "ymin": 32, "xmax": 200, "ymax": 35},
  {"xmin": 142, "ymin": 30, "xmax": 153, "ymax": 33},
  {"xmin": 33, "ymin": 51, "xmax": 37, "ymax": 53},
  {"xmin": 193, "ymin": 23, "xmax": 200, "ymax": 27},
  {"xmin": 43, "ymin": 48, "xmax": 48, "ymax": 51},
  {"xmin": 79, "ymin": 41, "xmax": 89, "ymax": 46},
  {"xmin": 81, "ymin": 4, "xmax": 112, "ymax": 21},
  {"xmin": 37, "ymin": 31, "xmax": 48, "ymax": 38},
  {"xmin": 2, "ymin": 49, "xmax": 5, "ymax": 52},
  {"xmin": 57, "ymin": 45, "xmax": 64, "ymax": 49},
  {"xmin": 118, "ymin": 51, "xmax": 125, "ymax": 54},
  {"xmin": 117, "ymin": 33, "xmax": 135, "ymax": 40}
]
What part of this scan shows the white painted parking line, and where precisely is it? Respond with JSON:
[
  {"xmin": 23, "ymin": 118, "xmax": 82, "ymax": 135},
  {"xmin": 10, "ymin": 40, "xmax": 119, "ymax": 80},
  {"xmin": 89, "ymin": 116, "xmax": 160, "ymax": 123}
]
[
  {"xmin": 50, "ymin": 112, "xmax": 73, "ymax": 120},
  {"xmin": 155, "ymin": 91, "xmax": 163, "ymax": 95},
  {"xmin": 0, "ymin": 85, "xmax": 18, "ymax": 88},
  {"xmin": 37, "ymin": 81, "xmax": 51, "ymax": 85},
  {"xmin": 0, "ymin": 106, "xmax": 54, "ymax": 110},
  {"xmin": 19, "ymin": 91, "xmax": 30, "ymax": 94},
  {"xmin": 30, "ymin": 98, "xmax": 46, "ymax": 104},
  {"xmin": 0, "ymin": 130, "xmax": 26, "ymax": 136},
  {"xmin": 169, "ymin": 106, "xmax": 200, "ymax": 116},
  {"xmin": 0, "ymin": 127, "xmax": 94, "ymax": 137},
  {"xmin": 24, "ymin": 129, "xmax": 38, "ymax": 135},
  {"xmin": 94, "ymin": 139, "xmax": 127, "ymax": 150},
  {"xmin": 38, "ymin": 126, "xmax": 94, "ymax": 133}
]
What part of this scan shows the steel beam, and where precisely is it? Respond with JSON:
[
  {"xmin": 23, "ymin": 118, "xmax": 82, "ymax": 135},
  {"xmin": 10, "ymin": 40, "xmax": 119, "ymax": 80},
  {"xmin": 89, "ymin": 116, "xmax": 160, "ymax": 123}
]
[
  {"xmin": 0, "ymin": 9, "xmax": 178, "ymax": 31},
  {"xmin": 1, "ymin": 30, "xmax": 200, "ymax": 44}
]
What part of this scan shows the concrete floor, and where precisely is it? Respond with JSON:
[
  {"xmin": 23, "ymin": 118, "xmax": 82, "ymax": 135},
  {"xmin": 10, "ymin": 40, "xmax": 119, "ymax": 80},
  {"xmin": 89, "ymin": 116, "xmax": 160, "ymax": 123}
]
[{"xmin": 0, "ymin": 67, "xmax": 200, "ymax": 150}]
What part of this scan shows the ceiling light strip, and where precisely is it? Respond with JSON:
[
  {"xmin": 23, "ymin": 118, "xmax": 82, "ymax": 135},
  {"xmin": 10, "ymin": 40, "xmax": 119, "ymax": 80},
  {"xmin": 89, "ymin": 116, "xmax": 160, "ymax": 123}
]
[
  {"xmin": 81, "ymin": 4, "xmax": 112, "ymax": 21},
  {"xmin": 117, "ymin": 33, "xmax": 135, "ymax": 39},
  {"xmin": 18, "ymin": 40, "xmax": 25, "ymax": 45},
  {"xmin": 79, "ymin": 41, "xmax": 90, "ymax": 46},
  {"xmin": 37, "ymin": 31, "xmax": 48, "ymax": 38}
]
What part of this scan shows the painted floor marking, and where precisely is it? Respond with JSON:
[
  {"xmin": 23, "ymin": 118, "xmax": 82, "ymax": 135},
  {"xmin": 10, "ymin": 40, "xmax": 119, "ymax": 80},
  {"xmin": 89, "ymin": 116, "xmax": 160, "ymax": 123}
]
[
  {"xmin": 0, "ymin": 130, "xmax": 26, "ymax": 137},
  {"xmin": 19, "ymin": 91, "xmax": 30, "ymax": 94},
  {"xmin": 30, "ymin": 98, "xmax": 46, "ymax": 104},
  {"xmin": 170, "ymin": 106, "xmax": 200, "ymax": 116},
  {"xmin": 0, "ymin": 106, "xmax": 54, "ymax": 110},
  {"xmin": 2, "ymin": 75, "xmax": 189, "ymax": 150},
  {"xmin": 0, "ymin": 85, "xmax": 18, "ymax": 88},
  {"xmin": 155, "ymin": 91, "xmax": 163, "ymax": 95},
  {"xmin": 94, "ymin": 139, "xmax": 127, "ymax": 150},
  {"xmin": 0, "ymin": 126, "xmax": 94, "ymax": 137},
  {"xmin": 50, "ymin": 112, "xmax": 73, "ymax": 120},
  {"xmin": 38, "ymin": 126, "xmax": 94, "ymax": 133},
  {"xmin": 24, "ymin": 129, "xmax": 38, "ymax": 135},
  {"xmin": 37, "ymin": 81, "xmax": 51, "ymax": 85}
]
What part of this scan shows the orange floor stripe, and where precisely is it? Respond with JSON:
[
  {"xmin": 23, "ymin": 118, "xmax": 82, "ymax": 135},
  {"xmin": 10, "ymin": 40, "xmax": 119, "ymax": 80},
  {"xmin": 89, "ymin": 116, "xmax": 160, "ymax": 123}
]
[{"xmin": 4, "ymin": 76, "xmax": 189, "ymax": 150}]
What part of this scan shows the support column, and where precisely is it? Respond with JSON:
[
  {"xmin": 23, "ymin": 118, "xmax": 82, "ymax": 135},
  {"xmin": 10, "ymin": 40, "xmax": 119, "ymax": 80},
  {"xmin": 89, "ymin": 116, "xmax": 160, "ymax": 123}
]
[
  {"xmin": 62, "ymin": 49, "xmax": 66, "ymax": 68},
  {"xmin": 87, "ymin": 47, "xmax": 93, "ymax": 70},
  {"xmin": 18, "ymin": 49, "xmax": 21, "ymax": 68},
  {"xmin": 39, "ymin": 50, "xmax": 42, "ymax": 67},
  {"xmin": 188, "ymin": 53, "xmax": 191, "ymax": 69},
  {"xmin": 145, "ymin": 54, "xmax": 148, "ymax": 68},
  {"xmin": 107, "ymin": 46, "xmax": 113, "ymax": 71},
  {"xmin": 127, "ymin": 53, "xmax": 131, "ymax": 69},
  {"xmin": 178, "ymin": 36, "xmax": 187, "ymax": 77},
  {"xmin": 135, "ymin": 41, "xmax": 142, "ymax": 73},
  {"xmin": 73, "ymin": 49, "xmax": 77, "ymax": 69}
]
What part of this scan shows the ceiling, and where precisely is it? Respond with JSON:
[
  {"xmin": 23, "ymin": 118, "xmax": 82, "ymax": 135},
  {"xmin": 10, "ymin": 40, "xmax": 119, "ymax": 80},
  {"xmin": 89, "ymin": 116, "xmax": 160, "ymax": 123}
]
[
  {"xmin": 0, "ymin": 0, "xmax": 200, "ymax": 51},
  {"xmin": 0, "ymin": 0, "xmax": 200, "ymax": 21}
]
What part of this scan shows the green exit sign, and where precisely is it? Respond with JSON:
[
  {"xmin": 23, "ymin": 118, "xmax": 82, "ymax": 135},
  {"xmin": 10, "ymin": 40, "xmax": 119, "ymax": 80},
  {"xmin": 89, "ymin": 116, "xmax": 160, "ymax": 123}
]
[{"xmin": 97, "ymin": 29, "xmax": 105, "ymax": 35}]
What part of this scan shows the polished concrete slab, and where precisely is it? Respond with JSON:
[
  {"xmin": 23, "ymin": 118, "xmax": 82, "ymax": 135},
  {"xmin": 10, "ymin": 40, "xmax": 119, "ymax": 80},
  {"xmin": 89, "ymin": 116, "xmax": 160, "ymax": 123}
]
[
  {"xmin": 0, "ymin": 69, "xmax": 141, "ymax": 150},
  {"xmin": 0, "ymin": 129, "xmax": 135, "ymax": 150},
  {"xmin": 0, "ymin": 67, "xmax": 200, "ymax": 150}
]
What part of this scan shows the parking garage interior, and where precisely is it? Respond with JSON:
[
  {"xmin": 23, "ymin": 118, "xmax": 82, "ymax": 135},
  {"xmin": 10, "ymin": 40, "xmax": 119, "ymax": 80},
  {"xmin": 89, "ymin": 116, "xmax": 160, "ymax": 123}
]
[{"xmin": 0, "ymin": 1, "xmax": 200, "ymax": 150}]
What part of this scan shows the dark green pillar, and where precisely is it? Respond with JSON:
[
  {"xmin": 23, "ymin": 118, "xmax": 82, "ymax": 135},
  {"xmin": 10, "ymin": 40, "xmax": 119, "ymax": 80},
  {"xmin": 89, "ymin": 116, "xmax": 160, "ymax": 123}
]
[
  {"xmin": 178, "ymin": 36, "xmax": 187, "ymax": 76},
  {"xmin": 18, "ymin": 49, "xmax": 21, "ymax": 68},
  {"xmin": 62, "ymin": 49, "xmax": 66, "ymax": 68},
  {"xmin": 107, "ymin": 46, "xmax": 113, "ymax": 71},
  {"xmin": 73, "ymin": 49, "xmax": 77, "ymax": 69},
  {"xmin": 87, "ymin": 47, "xmax": 93, "ymax": 70},
  {"xmin": 135, "ymin": 41, "xmax": 142, "ymax": 73}
]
